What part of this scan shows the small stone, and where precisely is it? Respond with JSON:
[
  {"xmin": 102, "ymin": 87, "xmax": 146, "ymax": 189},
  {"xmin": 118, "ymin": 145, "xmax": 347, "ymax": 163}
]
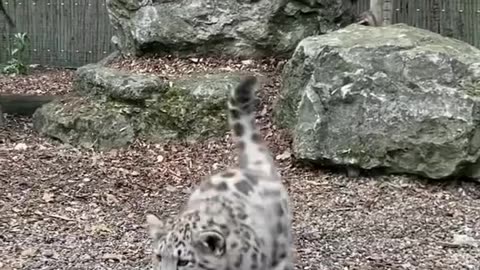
[
  {"xmin": 241, "ymin": 59, "xmax": 254, "ymax": 66},
  {"xmin": 43, "ymin": 249, "xmax": 55, "ymax": 257},
  {"xmin": 14, "ymin": 143, "xmax": 28, "ymax": 150},
  {"xmin": 21, "ymin": 247, "xmax": 37, "ymax": 257},
  {"xmin": 79, "ymin": 254, "xmax": 92, "ymax": 261},
  {"xmin": 42, "ymin": 192, "xmax": 55, "ymax": 203},
  {"xmin": 275, "ymin": 150, "xmax": 291, "ymax": 161}
]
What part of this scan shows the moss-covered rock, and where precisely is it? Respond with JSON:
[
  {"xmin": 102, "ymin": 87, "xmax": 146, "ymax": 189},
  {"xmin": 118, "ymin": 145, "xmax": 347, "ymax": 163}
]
[
  {"xmin": 34, "ymin": 68, "xmax": 250, "ymax": 149},
  {"xmin": 274, "ymin": 24, "xmax": 480, "ymax": 180},
  {"xmin": 33, "ymin": 96, "xmax": 139, "ymax": 150},
  {"xmin": 141, "ymin": 73, "xmax": 246, "ymax": 142}
]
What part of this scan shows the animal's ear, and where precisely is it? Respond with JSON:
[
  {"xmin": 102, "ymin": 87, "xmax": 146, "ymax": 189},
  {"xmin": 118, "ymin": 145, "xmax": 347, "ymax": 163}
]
[
  {"xmin": 146, "ymin": 214, "xmax": 166, "ymax": 239},
  {"xmin": 195, "ymin": 231, "xmax": 226, "ymax": 257}
]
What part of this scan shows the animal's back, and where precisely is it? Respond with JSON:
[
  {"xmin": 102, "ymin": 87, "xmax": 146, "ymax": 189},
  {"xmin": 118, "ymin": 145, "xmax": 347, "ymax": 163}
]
[{"xmin": 147, "ymin": 76, "xmax": 294, "ymax": 270}]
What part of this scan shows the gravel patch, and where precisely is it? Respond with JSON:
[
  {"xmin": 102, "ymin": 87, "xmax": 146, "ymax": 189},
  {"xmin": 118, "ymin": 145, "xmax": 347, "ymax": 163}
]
[{"xmin": 0, "ymin": 58, "xmax": 479, "ymax": 270}]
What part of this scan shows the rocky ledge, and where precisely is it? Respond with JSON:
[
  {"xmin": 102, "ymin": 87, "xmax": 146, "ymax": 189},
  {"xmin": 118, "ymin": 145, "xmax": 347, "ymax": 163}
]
[{"xmin": 33, "ymin": 64, "xmax": 253, "ymax": 150}]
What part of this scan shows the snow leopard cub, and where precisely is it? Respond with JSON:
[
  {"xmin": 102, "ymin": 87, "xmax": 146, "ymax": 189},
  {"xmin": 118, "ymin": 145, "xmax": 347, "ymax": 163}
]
[{"xmin": 146, "ymin": 76, "xmax": 294, "ymax": 270}]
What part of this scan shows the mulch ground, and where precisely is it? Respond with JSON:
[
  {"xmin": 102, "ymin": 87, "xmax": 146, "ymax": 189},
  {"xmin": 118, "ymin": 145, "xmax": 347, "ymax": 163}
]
[{"xmin": 1, "ymin": 58, "xmax": 479, "ymax": 270}]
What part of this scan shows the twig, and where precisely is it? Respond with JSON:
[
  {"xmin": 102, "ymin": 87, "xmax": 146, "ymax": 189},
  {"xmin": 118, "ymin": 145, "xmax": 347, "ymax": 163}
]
[{"xmin": 46, "ymin": 213, "xmax": 75, "ymax": 221}]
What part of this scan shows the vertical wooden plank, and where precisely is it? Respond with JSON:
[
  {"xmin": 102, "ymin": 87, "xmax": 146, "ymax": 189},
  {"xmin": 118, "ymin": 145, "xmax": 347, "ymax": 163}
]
[
  {"xmin": 391, "ymin": 0, "xmax": 399, "ymax": 24},
  {"xmin": 400, "ymin": 0, "xmax": 408, "ymax": 25},
  {"xmin": 96, "ymin": 0, "xmax": 103, "ymax": 62},
  {"xmin": 24, "ymin": 0, "xmax": 30, "ymax": 65},
  {"xmin": 81, "ymin": 0, "xmax": 86, "ymax": 66},
  {"xmin": 61, "ymin": 1, "xmax": 67, "ymax": 67},
  {"xmin": 32, "ymin": 0, "xmax": 41, "ymax": 65},
  {"xmin": 57, "ymin": 1, "xmax": 62, "ymax": 66},
  {"xmin": 101, "ymin": 0, "xmax": 115, "ymax": 60},
  {"xmin": 77, "ymin": 1, "xmax": 84, "ymax": 66},
  {"xmin": 475, "ymin": 0, "xmax": 480, "ymax": 48},
  {"xmin": 88, "ymin": 0, "xmax": 94, "ymax": 64},
  {"xmin": 67, "ymin": 1, "xmax": 74, "ymax": 67},
  {"xmin": 41, "ymin": 0, "xmax": 46, "ymax": 65},
  {"xmin": 46, "ymin": 0, "xmax": 53, "ymax": 66},
  {"xmin": 424, "ymin": 0, "xmax": 430, "ymax": 30},
  {"xmin": 464, "ymin": 0, "xmax": 473, "ymax": 46},
  {"xmin": 431, "ymin": 0, "xmax": 441, "ymax": 33},
  {"xmin": 50, "ymin": 0, "xmax": 57, "ymax": 66},
  {"xmin": 408, "ymin": 0, "xmax": 415, "ymax": 26},
  {"xmin": 41, "ymin": 0, "xmax": 47, "ymax": 65},
  {"xmin": 68, "ymin": 1, "xmax": 75, "ymax": 67},
  {"xmin": 86, "ymin": 0, "xmax": 93, "ymax": 64},
  {"xmin": 353, "ymin": 0, "xmax": 370, "ymax": 16},
  {"xmin": 462, "ymin": 0, "xmax": 468, "ymax": 45},
  {"xmin": 414, "ymin": 0, "xmax": 422, "ymax": 28},
  {"xmin": 399, "ymin": 0, "xmax": 406, "ymax": 25},
  {"xmin": 78, "ymin": 0, "xmax": 85, "ymax": 67},
  {"xmin": 383, "ymin": 0, "xmax": 393, "ymax": 25},
  {"xmin": 26, "ymin": 0, "xmax": 33, "ymax": 65},
  {"xmin": 80, "ymin": 0, "xmax": 87, "ymax": 66},
  {"xmin": 440, "ymin": 0, "xmax": 450, "ymax": 38},
  {"xmin": 456, "ymin": 0, "xmax": 465, "ymax": 43},
  {"xmin": 55, "ymin": 1, "xmax": 63, "ymax": 66}
]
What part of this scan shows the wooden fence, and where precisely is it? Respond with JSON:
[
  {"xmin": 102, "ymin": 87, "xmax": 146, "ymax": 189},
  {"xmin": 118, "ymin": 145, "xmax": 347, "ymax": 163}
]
[
  {"xmin": 390, "ymin": 0, "xmax": 480, "ymax": 48},
  {"xmin": 0, "ymin": 0, "xmax": 479, "ymax": 68},
  {"xmin": 0, "ymin": 0, "xmax": 115, "ymax": 68}
]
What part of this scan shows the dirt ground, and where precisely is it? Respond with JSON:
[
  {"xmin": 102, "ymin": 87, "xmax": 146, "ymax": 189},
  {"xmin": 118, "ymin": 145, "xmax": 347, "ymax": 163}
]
[{"xmin": 1, "ymin": 58, "xmax": 479, "ymax": 270}]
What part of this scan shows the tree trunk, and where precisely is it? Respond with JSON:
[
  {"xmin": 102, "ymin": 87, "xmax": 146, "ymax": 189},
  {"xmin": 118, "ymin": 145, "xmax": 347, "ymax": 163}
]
[{"xmin": 370, "ymin": 0, "xmax": 384, "ymax": 26}]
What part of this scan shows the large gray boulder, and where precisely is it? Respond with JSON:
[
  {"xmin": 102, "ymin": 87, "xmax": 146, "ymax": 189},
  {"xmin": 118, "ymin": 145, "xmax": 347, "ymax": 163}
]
[
  {"xmin": 274, "ymin": 24, "xmax": 480, "ymax": 179},
  {"xmin": 106, "ymin": 0, "xmax": 355, "ymax": 58},
  {"xmin": 33, "ymin": 64, "xmax": 251, "ymax": 149}
]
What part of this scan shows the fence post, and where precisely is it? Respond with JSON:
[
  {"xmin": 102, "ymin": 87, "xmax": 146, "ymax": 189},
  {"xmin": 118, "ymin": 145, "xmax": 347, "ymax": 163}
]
[
  {"xmin": 383, "ymin": 0, "xmax": 393, "ymax": 25},
  {"xmin": 370, "ymin": 0, "xmax": 384, "ymax": 26}
]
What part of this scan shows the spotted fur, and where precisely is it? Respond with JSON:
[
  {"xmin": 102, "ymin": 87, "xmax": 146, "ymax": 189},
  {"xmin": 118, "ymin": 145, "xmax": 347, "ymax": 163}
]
[{"xmin": 146, "ymin": 76, "xmax": 294, "ymax": 270}]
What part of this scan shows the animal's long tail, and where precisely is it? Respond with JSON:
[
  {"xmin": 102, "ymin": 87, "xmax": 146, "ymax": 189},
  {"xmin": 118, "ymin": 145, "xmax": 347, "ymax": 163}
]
[{"xmin": 228, "ymin": 76, "xmax": 278, "ymax": 178}]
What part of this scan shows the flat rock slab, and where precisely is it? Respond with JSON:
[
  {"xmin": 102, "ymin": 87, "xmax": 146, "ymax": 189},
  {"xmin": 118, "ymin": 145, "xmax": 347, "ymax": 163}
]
[
  {"xmin": 34, "ymin": 65, "xmax": 254, "ymax": 150},
  {"xmin": 74, "ymin": 64, "xmax": 168, "ymax": 101},
  {"xmin": 274, "ymin": 23, "xmax": 480, "ymax": 180}
]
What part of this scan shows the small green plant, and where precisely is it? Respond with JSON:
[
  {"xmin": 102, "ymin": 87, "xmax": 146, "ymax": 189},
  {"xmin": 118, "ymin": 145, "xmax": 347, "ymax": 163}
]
[{"xmin": 2, "ymin": 32, "xmax": 30, "ymax": 75}]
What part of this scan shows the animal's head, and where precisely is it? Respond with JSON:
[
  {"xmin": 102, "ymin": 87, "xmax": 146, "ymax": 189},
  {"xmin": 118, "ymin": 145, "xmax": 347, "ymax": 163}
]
[{"xmin": 146, "ymin": 213, "xmax": 228, "ymax": 270}]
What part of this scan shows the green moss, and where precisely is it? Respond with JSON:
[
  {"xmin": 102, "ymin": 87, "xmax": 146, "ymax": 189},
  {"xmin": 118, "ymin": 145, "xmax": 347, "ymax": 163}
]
[{"xmin": 142, "ymin": 85, "xmax": 228, "ymax": 140}]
